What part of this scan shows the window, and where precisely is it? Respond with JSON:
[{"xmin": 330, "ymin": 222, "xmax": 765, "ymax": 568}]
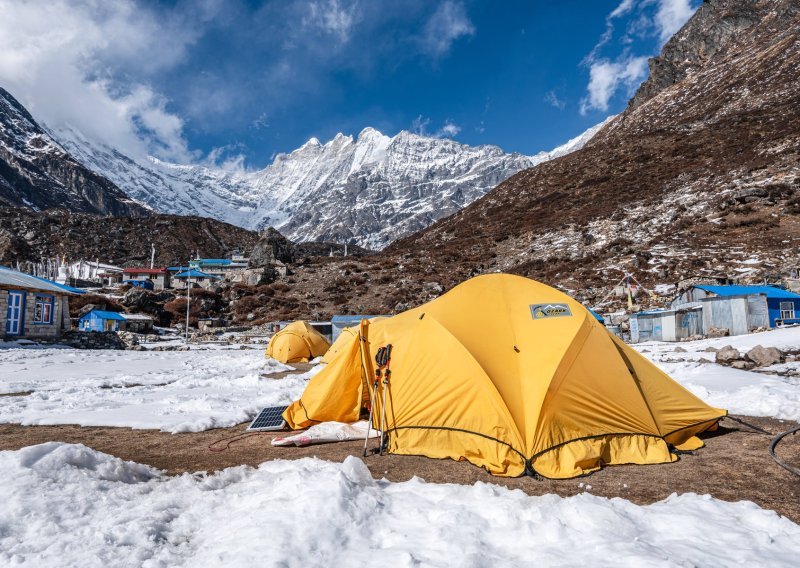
[
  {"xmin": 779, "ymin": 301, "xmax": 796, "ymax": 321},
  {"xmin": 33, "ymin": 295, "xmax": 54, "ymax": 324}
]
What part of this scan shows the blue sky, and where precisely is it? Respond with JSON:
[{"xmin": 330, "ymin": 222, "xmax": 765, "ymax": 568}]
[{"xmin": 0, "ymin": 0, "xmax": 699, "ymax": 169}]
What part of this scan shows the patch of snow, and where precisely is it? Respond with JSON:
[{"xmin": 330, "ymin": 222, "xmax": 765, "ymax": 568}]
[
  {"xmin": 0, "ymin": 347, "xmax": 309, "ymax": 433},
  {"xmin": 1, "ymin": 443, "xmax": 798, "ymax": 567}
]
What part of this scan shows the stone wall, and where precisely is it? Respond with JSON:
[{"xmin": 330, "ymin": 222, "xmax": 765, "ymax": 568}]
[
  {"xmin": 0, "ymin": 290, "xmax": 7, "ymax": 335},
  {"xmin": 0, "ymin": 288, "xmax": 71, "ymax": 339}
]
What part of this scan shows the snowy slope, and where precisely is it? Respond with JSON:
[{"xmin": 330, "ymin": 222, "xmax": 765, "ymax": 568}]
[
  {"xmin": 0, "ymin": 87, "xmax": 144, "ymax": 216},
  {"xmin": 1, "ymin": 444, "xmax": 798, "ymax": 566},
  {"xmin": 52, "ymin": 121, "xmax": 609, "ymax": 249}
]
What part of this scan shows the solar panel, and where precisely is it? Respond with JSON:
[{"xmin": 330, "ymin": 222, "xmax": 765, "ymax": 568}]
[{"xmin": 247, "ymin": 405, "xmax": 288, "ymax": 431}]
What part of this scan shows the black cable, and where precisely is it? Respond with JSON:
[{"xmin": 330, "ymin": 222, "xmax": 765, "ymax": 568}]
[
  {"xmin": 724, "ymin": 415, "xmax": 774, "ymax": 435},
  {"xmin": 723, "ymin": 416, "xmax": 800, "ymax": 479},
  {"xmin": 208, "ymin": 432, "xmax": 261, "ymax": 452},
  {"xmin": 770, "ymin": 426, "xmax": 800, "ymax": 478}
]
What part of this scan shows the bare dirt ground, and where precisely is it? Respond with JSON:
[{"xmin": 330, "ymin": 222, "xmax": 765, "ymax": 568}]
[{"xmin": 1, "ymin": 415, "xmax": 798, "ymax": 522}]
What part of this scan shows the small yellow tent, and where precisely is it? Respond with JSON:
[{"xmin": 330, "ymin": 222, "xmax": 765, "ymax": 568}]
[
  {"xmin": 266, "ymin": 321, "xmax": 331, "ymax": 364},
  {"xmin": 284, "ymin": 274, "xmax": 725, "ymax": 478}
]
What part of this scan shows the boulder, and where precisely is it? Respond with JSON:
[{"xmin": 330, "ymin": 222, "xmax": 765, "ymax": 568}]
[
  {"xmin": 423, "ymin": 281, "xmax": 444, "ymax": 295},
  {"xmin": 674, "ymin": 346, "xmax": 687, "ymax": 353},
  {"xmin": 249, "ymin": 227, "xmax": 294, "ymax": 267},
  {"xmin": 730, "ymin": 360, "xmax": 755, "ymax": 370},
  {"xmin": 715, "ymin": 345, "xmax": 741, "ymax": 365},
  {"xmin": 745, "ymin": 345, "xmax": 784, "ymax": 368},
  {"xmin": 706, "ymin": 327, "xmax": 730, "ymax": 338}
]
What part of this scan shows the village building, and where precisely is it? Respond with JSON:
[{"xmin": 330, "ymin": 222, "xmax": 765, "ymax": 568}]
[
  {"xmin": 121, "ymin": 313, "xmax": 155, "ymax": 334},
  {"xmin": 189, "ymin": 258, "xmax": 249, "ymax": 277},
  {"xmin": 122, "ymin": 268, "xmax": 171, "ymax": 291},
  {"xmin": 56, "ymin": 260, "xmax": 123, "ymax": 288},
  {"xmin": 78, "ymin": 309, "xmax": 126, "ymax": 332},
  {"xmin": 172, "ymin": 268, "xmax": 222, "ymax": 289},
  {"xmin": 630, "ymin": 284, "xmax": 800, "ymax": 342},
  {"xmin": 1, "ymin": 266, "xmax": 79, "ymax": 339}
]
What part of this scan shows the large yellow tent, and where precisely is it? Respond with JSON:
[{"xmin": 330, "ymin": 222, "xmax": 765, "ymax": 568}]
[
  {"xmin": 283, "ymin": 274, "xmax": 726, "ymax": 478},
  {"xmin": 266, "ymin": 321, "xmax": 331, "ymax": 364}
]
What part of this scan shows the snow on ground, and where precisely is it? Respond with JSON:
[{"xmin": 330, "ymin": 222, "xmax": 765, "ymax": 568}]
[
  {"xmin": 633, "ymin": 326, "xmax": 800, "ymax": 421},
  {"xmin": 0, "ymin": 344, "xmax": 315, "ymax": 432},
  {"xmin": 2, "ymin": 327, "xmax": 800, "ymax": 432},
  {"xmin": 1, "ymin": 442, "xmax": 798, "ymax": 567}
]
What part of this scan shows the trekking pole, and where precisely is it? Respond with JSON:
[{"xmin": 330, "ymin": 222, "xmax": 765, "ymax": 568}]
[
  {"xmin": 379, "ymin": 344, "xmax": 393, "ymax": 456},
  {"xmin": 363, "ymin": 347, "xmax": 385, "ymax": 457}
]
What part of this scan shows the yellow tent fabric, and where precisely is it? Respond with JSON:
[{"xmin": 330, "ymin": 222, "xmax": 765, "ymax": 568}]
[
  {"xmin": 283, "ymin": 274, "xmax": 726, "ymax": 478},
  {"xmin": 265, "ymin": 321, "xmax": 331, "ymax": 364}
]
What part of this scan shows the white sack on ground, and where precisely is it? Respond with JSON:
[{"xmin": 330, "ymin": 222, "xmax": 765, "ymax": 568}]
[{"xmin": 272, "ymin": 420, "xmax": 378, "ymax": 447}]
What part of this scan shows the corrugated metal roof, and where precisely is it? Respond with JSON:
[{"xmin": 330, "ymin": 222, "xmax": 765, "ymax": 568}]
[
  {"xmin": 0, "ymin": 266, "xmax": 79, "ymax": 295},
  {"xmin": 82, "ymin": 309, "xmax": 126, "ymax": 320},
  {"xmin": 174, "ymin": 269, "xmax": 221, "ymax": 279},
  {"xmin": 121, "ymin": 313, "xmax": 153, "ymax": 321},
  {"xmin": 695, "ymin": 285, "xmax": 800, "ymax": 299},
  {"xmin": 331, "ymin": 315, "xmax": 383, "ymax": 324},
  {"xmin": 193, "ymin": 259, "xmax": 232, "ymax": 265},
  {"xmin": 123, "ymin": 268, "xmax": 167, "ymax": 274}
]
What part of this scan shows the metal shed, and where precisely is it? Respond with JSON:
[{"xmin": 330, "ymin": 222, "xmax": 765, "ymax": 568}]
[
  {"xmin": 629, "ymin": 307, "xmax": 702, "ymax": 343},
  {"xmin": 79, "ymin": 309, "xmax": 126, "ymax": 332},
  {"xmin": 330, "ymin": 315, "xmax": 384, "ymax": 342}
]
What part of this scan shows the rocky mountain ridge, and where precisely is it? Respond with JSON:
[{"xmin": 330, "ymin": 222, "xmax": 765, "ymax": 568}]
[
  {"xmin": 0, "ymin": 207, "xmax": 259, "ymax": 268},
  {"xmin": 53, "ymin": 118, "xmax": 608, "ymax": 250},
  {"xmin": 0, "ymin": 88, "xmax": 145, "ymax": 217}
]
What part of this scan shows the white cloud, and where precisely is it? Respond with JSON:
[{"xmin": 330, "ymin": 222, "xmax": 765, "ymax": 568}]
[
  {"xmin": 303, "ymin": 0, "xmax": 359, "ymax": 43},
  {"xmin": 437, "ymin": 121, "xmax": 461, "ymax": 138},
  {"xmin": 579, "ymin": 0, "xmax": 698, "ymax": 115},
  {"xmin": 655, "ymin": 0, "xmax": 696, "ymax": 42},
  {"xmin": 610, "ymin": 0, "xmax": 637, "ymax": 19},
  {"xmin": 0, "ymin": 0, "xmax": 209, "ymax": 162},
  {"xmin": 420, "ymin": 1, "xmax": 475, "ymax": 57},
  {"xmin": 410, "ymin": 116, "xmax": 461, "ymax": 139},
  {"xmin": 579, "ymin": 55, "xmax": 649, "ymax": 114},
  {"xmin": 544, "ymin": 91, "xmax": 566, "ymax": 110},
  {"xmin": 411, "ymin": 115, "xmax": 432, "ymax": 135}
]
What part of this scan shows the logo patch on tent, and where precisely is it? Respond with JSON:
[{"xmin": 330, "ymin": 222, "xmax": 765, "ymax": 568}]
[{"xmin": 530, "ymin": 303, "xmax": 572, "ymax": 319}]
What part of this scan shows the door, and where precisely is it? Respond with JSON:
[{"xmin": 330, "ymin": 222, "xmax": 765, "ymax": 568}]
[{"xmin": 6, "ymin": 291, "xmax": 24, "ymax": 335}]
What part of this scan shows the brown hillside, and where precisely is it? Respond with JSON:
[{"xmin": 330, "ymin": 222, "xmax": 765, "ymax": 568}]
[{"xmin": 257, "ymin": 0, "xmax": 800, "ymax": 319}]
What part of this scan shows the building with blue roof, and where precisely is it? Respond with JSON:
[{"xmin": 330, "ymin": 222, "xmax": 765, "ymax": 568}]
[
  {"xmin": 78, "ymin": 309, "xmax": 127, "ymax": 332},
  {"xmin": 188, "ymin": 258, "xmax": 249, "ymax": 279},
  {"xmin": 173, "ymin": 268, "xmax": 222, "ymax": 289},
  {"xmin": 629, "ymin": 284, "xmax": 800, "ymax": 342}
]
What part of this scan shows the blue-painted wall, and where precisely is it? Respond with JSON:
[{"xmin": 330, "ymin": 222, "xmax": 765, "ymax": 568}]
[
  {"xmin": 767, "ymin": 298, "xmax": 800, "ymax": 326},
  {"xmin": 78, "ymin": 311, "xmax": 123, "ymax": 332}
]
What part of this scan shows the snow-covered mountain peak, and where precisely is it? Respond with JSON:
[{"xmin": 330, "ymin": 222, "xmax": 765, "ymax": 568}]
[{"xmin": 46, "ymin": 118, "xmax": 609, "ymax": 249}]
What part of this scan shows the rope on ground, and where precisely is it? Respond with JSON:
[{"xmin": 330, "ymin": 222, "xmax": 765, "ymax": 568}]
[
  {"xmin": 769, "ymin": 426, "xmax": 800, "ymax": 478},
  {"xmin": 723, "ymin": 416, "xmax": 800, "ymax": 479},
  {"xmin": 208, "ymin": 432, "xmax": 261, "ymax": 452},
  {"xmin": 724, "ymin": 415, "xmax": 774, "ymax": 435}
]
